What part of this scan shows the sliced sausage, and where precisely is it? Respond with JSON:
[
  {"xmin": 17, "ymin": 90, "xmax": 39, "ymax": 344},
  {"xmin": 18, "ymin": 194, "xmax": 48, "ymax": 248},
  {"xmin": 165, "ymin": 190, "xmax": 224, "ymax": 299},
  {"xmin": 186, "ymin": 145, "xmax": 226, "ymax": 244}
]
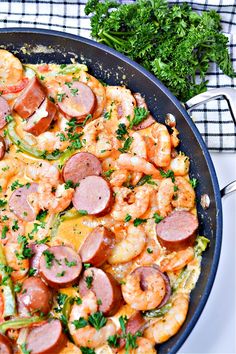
[
  {"xmin": 62, "ymin": 152, "xmax": 102, "ymax": 184},
  {"xmin": 0, "ymin": 96, "xmax": 11, "ymax": 129},
  {"xmin": 25, "ymin": 319, "xmax": 66, "ymax": 354},
  {"xmin": 19, "ymin": 277, "xmax": 52, "ymax": 315},
  {"xmin": 14, "ymin": 77, "xmax": 46, "ymax": 119},
  {"xmin": 39, "ymin": 245, "xmax": 82, "ymax": 288},
  {"xmin": 58, "ymin": 81, "xmax": 96, "ymax": 121},
  {"xmin": 79, "ymin": 226, "xmax": 115, "ymax": 266},
  {"xmin": 156, "ymin": 211, "xmax": 198, "ymax": 251},
  {"xmin": 79, "ymin": 267, "xmax": 123, "ymax": 316},
  {"xmin": 29, "ymin": 243, "xmax": 49, "ymax": 275},
  {"xmin": 0, "ymin": 333, "xmax": 13, "ymax": 354},
  {"xmin": 9, "ymin": 182, "xmax": 38, "ymax": 222},
  {"xmin": 0, "ymin": 136, "xmax": 6, "ymax": 160},
  {"xmin": 119, "ymin": 312, "xmax": 145, "ymax": 349},
  {"xmin": 24, "ymin": 98, "xmax": 57, "ymax": 136},
  {"xmin": 72, "ymin": 176, "xmax": 113, "ymax": 216},
  {"xmin": 133, "ymin": 93, "xmax": 155, "ymax": 130},
  {"xmin": 155, "ymin": 269, "xmax": 171, "ymax": 308}
]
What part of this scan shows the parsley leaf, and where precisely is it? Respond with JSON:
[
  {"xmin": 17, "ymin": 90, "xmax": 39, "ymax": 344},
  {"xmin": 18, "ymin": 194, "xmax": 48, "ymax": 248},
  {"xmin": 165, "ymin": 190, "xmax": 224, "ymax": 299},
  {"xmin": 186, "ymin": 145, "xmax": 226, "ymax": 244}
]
[
  {"xmin": 129, "ymin": 107, "xmax": 149, "ymax": 128},
  {"xmin": 88, "ymin": 311, "xmax": 107, "ymax": 330}
]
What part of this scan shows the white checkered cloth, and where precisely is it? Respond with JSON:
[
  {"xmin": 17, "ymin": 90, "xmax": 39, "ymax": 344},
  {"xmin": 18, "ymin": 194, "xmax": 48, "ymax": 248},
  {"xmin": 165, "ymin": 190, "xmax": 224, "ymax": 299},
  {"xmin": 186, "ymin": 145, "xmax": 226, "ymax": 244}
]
[{"xmin": 0, "ymin": 0, "xmax": 235, "ymax": 151}]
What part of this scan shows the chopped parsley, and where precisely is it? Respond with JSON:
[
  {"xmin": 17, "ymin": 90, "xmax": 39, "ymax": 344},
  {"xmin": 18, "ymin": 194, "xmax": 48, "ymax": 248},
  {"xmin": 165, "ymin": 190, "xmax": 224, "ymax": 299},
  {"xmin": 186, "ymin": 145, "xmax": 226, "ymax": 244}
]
[
  {"xmin": 137, "ymin": 174, "xmax": 157, "ymax": 186},
  {"xmin": 64, "ymin": 258, "xmax": 77, "ymax": 267},
  {"xmin": 103, "ymin": 169, "xmax": 114, "ymax": 178},
  {"xmin": 57, "ymin": 93, "xmax": 66, "ymax": 102},
  {"xmin": 124, "ymin": 214, "xmax": 132, "ymax": 222},
  {"xmin": 129, "ymin": 107, "xmax": 149, "ymax": 128},
  {"xmin": 190, "ymin": 178, "xmax": 198, "ymax": 189},
  {"xmin": 56, "ymin": 271, "xmax": 66, "ymax": 277},
  {"xmin": 78, "ymin": 210, "xmax": 88, "ymax": 216},
  {"xmin": 159, "ymin": 169, "xmax": 175, "ymax": 182},
  {"xmin": 133, "ymin": 218, "xmax": 147, "ymax": 227},
  {"xmin": 0, "ymin": 199, "xmax": 7, "ymax": 208},
  {"xmin": 116, "ymin": 123, "xmax": 128, "ymax": 141},
  {"xmin": 72, "ymin": 317, "xmax": 88, "ymax": 329},
  {"xmin": 43, "ymin": 250, "xmax": 55, "ymax": 269},
  {"xmin": 153, "ymin": 212, "xmax": 164, "ymax": 224},
  {"xmin": 88, "ymin": 311, "xmax": 107, "ymax": 330},
  {"xmin": 118, "ymin": 137, "xmax": 134, "ymax": 153},
  {"xmin": 147, "ymin": 248, "xmax": 153, "ymax": 254},
  {"xmin": 1, "ymin": 225, "xmax": 9, "ymax": 239},
  {"xmin": 85, "ymin": 275, "xmax": 93, "ymax": 289},
  {"xmin": 10, "ymin": 180, "xmax": 24, "ymax": 191}
]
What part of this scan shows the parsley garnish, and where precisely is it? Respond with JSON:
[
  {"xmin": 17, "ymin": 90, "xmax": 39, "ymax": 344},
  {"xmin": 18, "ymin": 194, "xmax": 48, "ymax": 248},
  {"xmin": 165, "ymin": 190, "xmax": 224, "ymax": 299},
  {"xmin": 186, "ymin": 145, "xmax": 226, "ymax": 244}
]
[
  {"xmin": 88, "ymin": 311, "xmax": 107, "ymax": 330},
  {"xmin": 85, "ymin": 275, "xmax": 93, "ymax": 289},
  {"xmin": 159, "ymin": 169, "xmax": 175, "ymax": 182},
  {"xmin": 103, "ymin": 169, "xmax": 114, "ymax": 178},
  {"xmin": 137, "ymin": 174, "xmax": 157, "ymax": 186},
  {"xmin": 124, "ymin": 214, "xmax": 132, "ymax": 222},
  {"xmin": 72, "ymin": 318, "xmax": 88, "ymax": 329},
  {"xmin": 129, "ymin": 107, "xmax": 149, "ymax": 128},
  {"xmin": 133, "ymin": 218, "xmax": 147, "ymax": 227},
  {"xmin": 57, "ymin": 93, "xmax": 66, "ymax": 102},
  {"xmin": 80, "ymin": 347, "xmax": 95, "ymax": 354},
  {"xmin": 78, "ymin": 210, "xmax": 88, "ymax": 216},
  {"xmin": 153, "ymin": 212, "xmax": 164, "ymax": 224},
  {"xmin": 1, "ymin": 225, "xmax": 9, "ymax": 239},
  {"xmin": 0, "ymin": 199, "xmax": 7, "ymax": 208},
  {"xmin": 64, "ymin": 258, "xmax": 77, "ymax": 267},
  {"xmin": 43, "ymin": 250, "xmax": 55, "ymax": 269},
  {"xmin": 116, "ymin": 123, "xmax": 128, "ymax": 141},
  {"xmin": 118, "ymin": 137, "xmax": 134, "ymax": 153},
  {"xmin": 190, "ymin": 178, "xmax": 198, "ymax": 189},
  {"xmin": 10, "ymin": 180, "xmax": 24, "ymax": 191}
]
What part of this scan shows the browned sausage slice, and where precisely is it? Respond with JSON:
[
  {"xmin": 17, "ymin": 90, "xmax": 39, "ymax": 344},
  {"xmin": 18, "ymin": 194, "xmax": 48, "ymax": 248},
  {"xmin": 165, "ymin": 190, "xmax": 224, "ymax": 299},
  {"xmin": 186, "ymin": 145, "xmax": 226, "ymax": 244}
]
[
  {"xmin": 62, "ymin": 152, "xmax": 102, "ymax": 184},
  {"xmin": 58, "ymin": 81, "xmax": 96, "ymax": 121},
  {"xmin": 156, "ymin": 211, "xmax": 198, "ymax": 251},
  {"xmin": 119, "ymin": 312, "xmax": 145, "ymax": 349},
  {"xmin": 133, "ymin": 93, "xmax": 155, "ymax": 130},
  {"xmin": 14, "ymin": 77, "xmax": 46, "ymax": 119},
  {"xmin": 9, "ymin": 182, "xmax": 38, "ymax": 222},
  {"xmin": 19, "ymin": 277, "xmax": 52, "ymax": 315},
  {"xmin": 25, "ymin": 319, "xmax": 66, "ymax": 354},
  {"xmin": 79, "ymin": 226, "xmax": 115, "ymax": 266},
  {"xmin": 79, "ymin": 267, "xmax": 123, "ymax": 316},
  {"xmin": 24, "ymin": 98, "xmax": 57, "ymax": 136},
  {"xmin": 29, "ymin": 243, "xmax": 49, "ymax": 275},
  {"xmin": 39, "ymin": 245, "xmax": 82, "ymax": 288},
  {"xmin": 155, "ymin": 269, "xmax": 171, "ymax": 308},
  {"xmin": 0, "ymin": 136, "xmax": 6, "ymax": 160},
  {"xmin": 0, "ymin": 333, "xmax": 13, "ymax": 354},
  {"xmin": 72, "ymin": 176, "xmax": 113, "ymax": 216},
  {"xmin": 0, "ymin": 96, "xmax": 11, "ymax": 129}
]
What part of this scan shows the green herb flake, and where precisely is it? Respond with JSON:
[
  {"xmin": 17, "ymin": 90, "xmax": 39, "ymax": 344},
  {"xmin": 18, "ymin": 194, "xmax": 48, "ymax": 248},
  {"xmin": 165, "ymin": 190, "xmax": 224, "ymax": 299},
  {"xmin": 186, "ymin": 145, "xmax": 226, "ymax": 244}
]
[
  {"xmin": 88, "ymin": 311, "xmax": 107, "ymax": 330},
  {"xmin": 129, "ymin": 107, "xmax": 149, "ymax": 128},
  {"xmin": 124, "ymin": 214, "xmax": 132, "ymax": 222},
  {"xmin": 78, "ymin": 210, "xmax": 88, "ymax": 216},
  {"xmin": 190, "ymin": 178, "xmax": 198, "ymax": 189},
  {"xmin": 153, "ymin": 212, "xmax": 164, "ymax": 224},
  {"xmin": 133, "ymin": 218, "xmax": 147, "ymax": 227},
  {"xmin": 85, "ymin": 275, "xmax": 93, "ymax": 289},
  {"xmin": 57, "ymin": 93, "xmax": 66, "ymax": 102},
  {"xmin": 43, "ymin": 250, "xmax": 55, "ymax": 269},
  {"xmin": 72, "ymin": 317, "xmax": 88, "ymax": 329}
]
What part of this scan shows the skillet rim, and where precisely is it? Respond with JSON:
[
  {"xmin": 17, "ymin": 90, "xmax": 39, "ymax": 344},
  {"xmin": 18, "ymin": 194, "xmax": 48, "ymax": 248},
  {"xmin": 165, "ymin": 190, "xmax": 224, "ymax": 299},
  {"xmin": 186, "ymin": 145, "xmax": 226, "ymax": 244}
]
[{"xmin": 0, "ymin": 27, "xmax": 223, "ymax": 353}]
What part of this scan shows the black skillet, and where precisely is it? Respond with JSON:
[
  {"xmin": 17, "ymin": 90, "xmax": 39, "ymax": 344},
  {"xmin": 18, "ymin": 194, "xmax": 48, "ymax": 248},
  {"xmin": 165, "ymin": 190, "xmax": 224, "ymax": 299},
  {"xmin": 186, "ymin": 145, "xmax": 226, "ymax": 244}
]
[{"xmin": 0, "ymin": 28, "xmax": 235, "ymax": 353}]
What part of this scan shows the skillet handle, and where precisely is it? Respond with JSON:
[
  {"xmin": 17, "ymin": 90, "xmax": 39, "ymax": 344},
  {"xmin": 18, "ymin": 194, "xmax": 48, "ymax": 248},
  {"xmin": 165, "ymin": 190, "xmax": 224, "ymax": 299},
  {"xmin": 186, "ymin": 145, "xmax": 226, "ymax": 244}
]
[
  {"xmin": 185, "ymin": 88, "xmax": 236, "ymax": 126},
  {"xmin": 221, "ymin": 181, "xmax": 236, "ymax": 198}
]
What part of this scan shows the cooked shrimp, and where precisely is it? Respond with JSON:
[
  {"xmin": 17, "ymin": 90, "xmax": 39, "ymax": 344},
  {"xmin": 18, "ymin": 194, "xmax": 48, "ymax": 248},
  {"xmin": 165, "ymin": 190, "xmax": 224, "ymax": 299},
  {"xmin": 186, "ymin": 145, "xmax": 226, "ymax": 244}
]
[
  {"xmin": 69, "ymin": 291, "xmax": 116, "ymax": 348},
  {"xmin": 0, "ymin": 159, "xmax": 25, "ymax": 191},
  {"xmin": 25, "ymin": 161, "xmax": 60, "ymax": 186},
  {"xmin": 79, "ymin": 71, "xmax": 106, "ymax": 119},
  {"xmin": 148, "ymin": 123, "xmax": 171, "ymax": 167},
  {"xmin": 106, "ymin": 86, "xmax": 136, "ymax": 125},
  {"xmin": 111, "ymin": 186, "xmax": 151, "ymax": 221},
  {"xmin": 130, "ymin": 132, "xmax": 147, "ymax": 184},
  {"xmin": 170, "ymin": 127, "xmax": 180, "ymax": 148},
  {"xmin": 36, "ymin": 132, "xmax": 69, "ymax": 152},
  {"xmin": 157, "ymin": 178, "xmax": 175, "ymax": 217},
  {"xmin": 83, "ymin": 117, "xmax": 113, "ymax": 158},
  {"xmin": 144, "ymin": 292, "xmax": 189, "ymax": 344},
  {"xmin": 118, "ymin": 337, "xmax": 156, "ymax": 354},
  {"xmin": 4, "ymin": 242, "xmax": 29, "ymax": 281},
  {"xmin": 0, "ymin": 211, "xmax": 25, "ymax": 245},
  {"xmin": 122, "ymin": 267, "xmax": 166, "ymax": 311},
  {"xmin": 136, "ymin": 239, "xmax": 161, "ymax": 266},
  {"xmin": 28, "ymin": 183, "xmax": 74, "ymax": 214},
  {"xmin": 169, "ymin": 154, "xmax": 190, "ymax": 176},
  {"xmin": 110, "ymin": 169, "xmax": 129, "ymax": 187},
  {"xmin": 0, "ymin": 50, "xmax": 23, "ymax": 86},
  {"xmin": 160, "ymin": 247, "xmax": 195, "ymax": 272},
  {"xmin": 108, "ymin": 224, "xmax": 146, "ymax": 265},
  {"xmin": 131, "ymin": 132, "xmax": 147, "ymax": 159},
  {"xmin": 172, "ymin": 176, "xmax": 195, "ymax": 210},
  {"xmin": 117, "ymin": 153, "xmax": 161, "ymax": 179}
]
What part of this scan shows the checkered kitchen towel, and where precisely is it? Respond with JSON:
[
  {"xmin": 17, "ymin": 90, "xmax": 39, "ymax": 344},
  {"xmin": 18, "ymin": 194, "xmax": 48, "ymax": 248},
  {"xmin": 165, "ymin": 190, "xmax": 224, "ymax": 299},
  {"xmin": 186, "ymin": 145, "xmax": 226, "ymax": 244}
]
[{"xmin": 0, "ymin": 0, "xmax": 236, "ymax": 151}]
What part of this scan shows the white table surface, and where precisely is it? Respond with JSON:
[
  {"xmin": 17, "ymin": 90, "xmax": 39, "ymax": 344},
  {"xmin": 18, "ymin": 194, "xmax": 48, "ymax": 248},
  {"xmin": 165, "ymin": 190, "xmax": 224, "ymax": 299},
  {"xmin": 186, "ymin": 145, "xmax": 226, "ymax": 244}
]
[{"xmin": 180, "ymin": 153, "xmax": 236, "ymax": 354}]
